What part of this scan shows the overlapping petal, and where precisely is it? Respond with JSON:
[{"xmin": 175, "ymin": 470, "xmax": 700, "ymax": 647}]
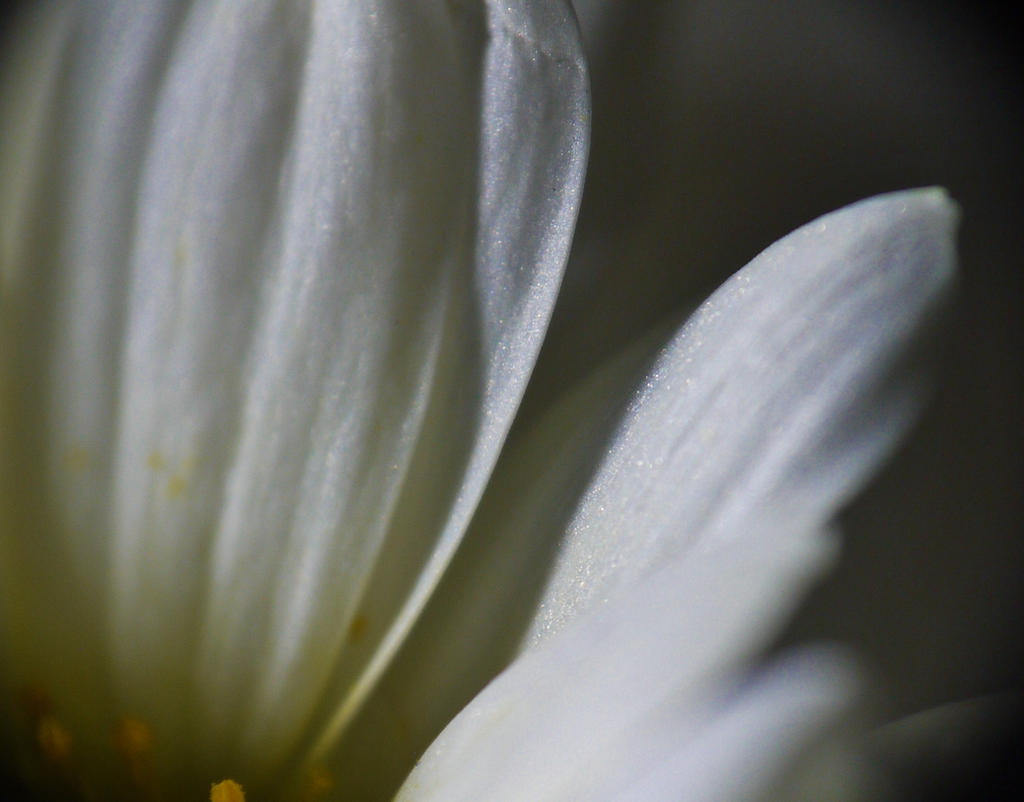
[
  {"xmin": 0, "ymin": 0, "xmax": 587, "ymax": 789},
  {"xmin": 0, "ymin": 0, "xmax": 961, "ymax": 799},
  {"xmin": 359, "ymin": 188, "xmax": 956, "ymax": 798},
  {"xmin": 526, "ymin": 188, "xmax": 956, "ymax": 641},
  {"xmin": 396, "ymin": 529, "xmax": 861, "ymax": 801}
]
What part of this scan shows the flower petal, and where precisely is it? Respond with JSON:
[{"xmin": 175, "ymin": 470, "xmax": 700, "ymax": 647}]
[
  {"xmin": 311, "ymin": 332, "xmax": 664, "ymax": 797},
  {"xmin": 396, "ymin": 519, "xmax": 861, "ymax": 801},
  {"xmin": 1, "ymin": 0, "xmax": 193, "ymax": 749},
  {"xmin": 525, "ymin": 187, "xmax": 957, "ymax": 644},
  {"xmin": 326, "ymin": 190, "xmax": 956, "ymax": 791},
  {"xmin": 0, "ymin": 0, "xmax": 587, "ymax": 783}
]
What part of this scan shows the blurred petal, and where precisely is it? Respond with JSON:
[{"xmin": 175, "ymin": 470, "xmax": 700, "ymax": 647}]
[
  {"xmin": 871, "ymin": 695, "xmax": 1024, "ymax": 800},
  {"xmin": 396, "ymin": 517, "xmax": 858, "ymax": 801},
  {"xmin": 0, "ymin": 0, "xmax": 587, "ymax": 784},
  {"xmin": 610, "ymin": 652, "xmax": 882, "ymax": 802}
]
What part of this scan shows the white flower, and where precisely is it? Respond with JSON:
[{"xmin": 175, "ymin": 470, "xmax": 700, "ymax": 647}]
[{"xmin": 0, "ymin": 2, "xmax": 956, "ymax": 801}]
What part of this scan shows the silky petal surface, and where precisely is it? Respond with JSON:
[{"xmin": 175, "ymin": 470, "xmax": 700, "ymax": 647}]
[
  {"xmin": 1, "ymin": 0, "xmax": 191, "ymax": 759},
  {"xmin": 0, "ymin": 0, "xmax": 587, "ymax": 788},
  {"xmin": 396, "ymin": 516, "xmax": 855, "ymax": 801},
  {"xmin": 392, "ymin": 188, "xmax": 954, "ymax": 801},
  {"xmin": 322, "ymin": 326, "xmax": 665, "ymax": 797},
  {"xmin": 605, "ymin": 652, "xmax": 876, "ymax": 802},
  {"xmin": 527, "ymin": 188, "xmax": 957, "ymax": 644},
  {"xmin": 330, "ymin": 189, "xmax": 957, "ymax": 792}
]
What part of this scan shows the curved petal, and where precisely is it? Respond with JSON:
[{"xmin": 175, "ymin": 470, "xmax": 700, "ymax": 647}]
[
  {"xmin": 329, "ymin": 189, "xmax": 957, "ymax": 791},
  {"xmin": 316, "ymin": 330, "xmax": 664, "ymax": 798},
  {"xmin": 0, "ymin": 0, "xmax": 588, "ymax": 786},
  {"xmin": 396, "ymin": 516, "xmax": 860, "ymax": 800},
  {"xmin": 1, "ymin": 0, "xmax": 193, "ymax": 754},
  {"xmin": 525, "ymin": 188, "xmax": 957, "ymax": 644},
  {"xmin": 288, "ymin": 0, "xmax": 588, "ymax": 780},
  {"xmin": 871, "ymin": 695, "xmax": 1024, "ymax": 800}
]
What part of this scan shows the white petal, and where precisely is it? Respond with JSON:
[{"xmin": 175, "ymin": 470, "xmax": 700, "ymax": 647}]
[
  {"xmin": 0, "ymin": 0, "xmax": 587, "ymax": 784},
  {"xmin": 320, "ymin": 327, "xmax": 667, "ymax": 797},
  {"xmin": 1, "ymin": 0, "xmax": 192, "ymax": 747},
  {"xmin": 527, "ymin": 188, "xmax": 957, "ymax": 644},
  {"xmin": 391, "ymin": 187, "xmax": 953, "ymax": 800},
  {"xmin": 329, "ymin": 189, "xmax": 956, "ymax": 791},
  {"xmin": 396, "ymin": 516, "xmax": 859, "ymax": 801},
  {"xmin": 607, "ymin": 653, "xmax": 877, "ymax": 802}
]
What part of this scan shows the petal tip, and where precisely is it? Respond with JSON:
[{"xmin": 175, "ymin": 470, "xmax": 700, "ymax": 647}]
[
  {"xmin": 878, "ymin": 185, "xmax": 960, "ymax": 236},
  {"xmin": 897, "ymin": 185, "xmax": 960, "ymax": 282},
  {"xmin": 899, "ymin": 185, "xmax": 961, "ymax": 233},
  {"xmin": 824, "ymin": 186, "xmax": 960, "ymax": 295}
]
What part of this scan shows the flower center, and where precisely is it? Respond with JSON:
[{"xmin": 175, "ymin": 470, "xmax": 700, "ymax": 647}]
[{"xmin": 12, "ymin": 687, "xmax": 333, "ymax": 801}]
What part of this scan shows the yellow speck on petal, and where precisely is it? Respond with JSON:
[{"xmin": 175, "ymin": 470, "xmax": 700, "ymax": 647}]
[
  {"xmin": 166, "ymin": 473, "xmax": 187, "ymax": 498},
  {"xmin": 211, "ymin": 779, "xmax": 246, "ymax": 802},
  {"xmin": 147, "ymin": 451, "xmax": 167, "ymax": 470},
  {"xmin": 113, "ymin": 715, "xmax": 156, "ymax": 794},
  {"xmin": 63, "ymin": 445, "xmax": 90, "ymax": 473},
  {"xmin": 113, "ymin": 715, "xmax": 154, "ymax": 762},
  {"xmin": 36, "ymin": 715, "xmax": 73, "ymax": 765},
  {"xmin": 175, "ymin": 236, "xmax": 188, "ymax": 272}
]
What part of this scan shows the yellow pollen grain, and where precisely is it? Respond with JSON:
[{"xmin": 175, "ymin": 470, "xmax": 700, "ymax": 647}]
[
  {"xmin": 36, "ymin": 715, "xmax": 73, "ymax": 765},
  {"xmin": 166, "ymin": 473, "xmax": 187, "ymax": 498},
  {"xmin": 113, "ymin": 715, "xmax": 154, "ymax": 762},
  {"xmin": 112, "ymin": 714, "xmax": 158, "ymax": 797},
  {"xmin": 147, "ymin": 451, "xmax": 167, "ymax": 470},
  {"xmin": 210, "ymin": 779, "xmax": 246, "ymax": 802}
]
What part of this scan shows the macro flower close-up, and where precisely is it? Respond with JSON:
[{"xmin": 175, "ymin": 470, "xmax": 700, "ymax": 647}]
[{"xmin": 1, "ymin": 1, "xmax": 1018, "ymax": 801}]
